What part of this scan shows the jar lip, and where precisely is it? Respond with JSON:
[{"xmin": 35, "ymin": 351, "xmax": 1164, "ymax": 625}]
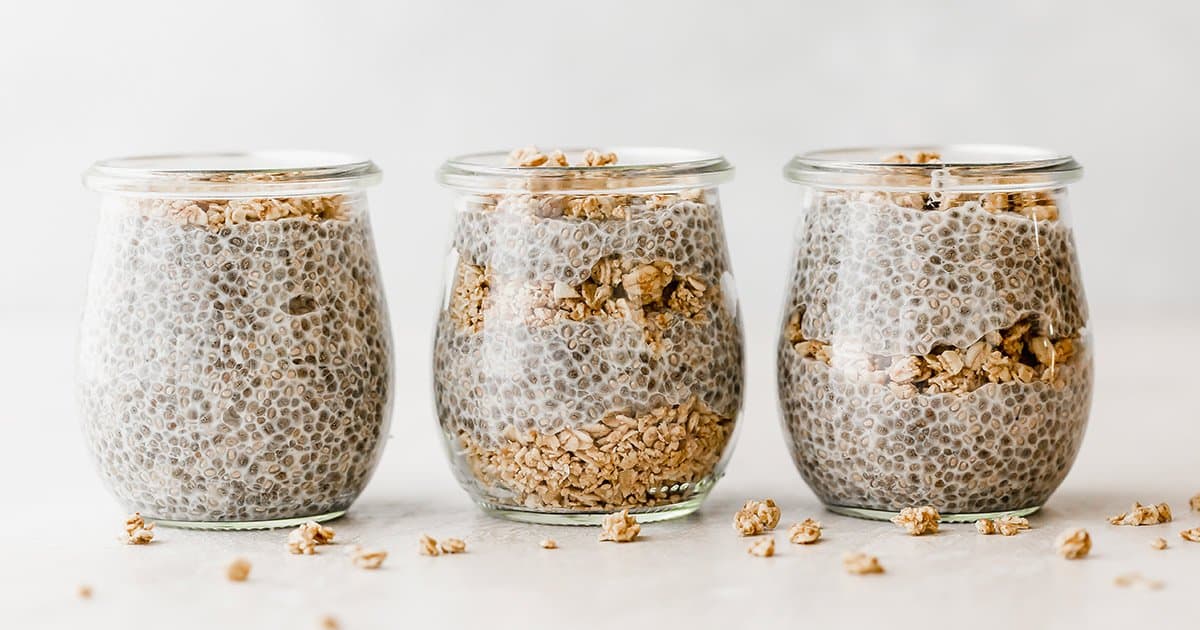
[
  {"xmin": 784, "ymin": 144, "xmax": 1082, "ymax": 191},
  {"xmin": 83, "ymin": 151, "xmax": 382, "ymax": 197},
  {"xmin": 437, "ymin": 146, "xmax": 734, "ymax": 193}
]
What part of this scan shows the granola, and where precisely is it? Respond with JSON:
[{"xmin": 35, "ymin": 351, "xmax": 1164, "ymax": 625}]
[
  {"xmin": 891, "ymin": 506, "xmax": 940, "ymax": 535},
  {"xmin": 599, "ymin": 510, "xmax": 641, "ymax": 543},
  {"xmin": 843, "ymin": 552, "xmax": 884, "ymax": 575},
  {"xmin": 78, "ymin": 585, "xmax": 93, "ymax": 599},
  {"xmin": 1190, "ymin": 492, "xmax": 1200, "ymax": 512},
  {"xmin": 1108, "ymin": 502, "xmax": 1172, "ymax": 526},
  {"xmin": 733, "ymin": 499, "xmax": 782, "ymax": 536},
  {"xmin": 747, "ymin": 536, "xmax": 776, "ymax": 557},
  {"xmin": 121, "ymin": 195, "xmax": 347, "ymax": 229},
  {"xmin": 440, "ymin": 538, "xmax": 467, "ymax": 554},
  {"xmin": 787, "ymin": 518, "xmax": 822, "ymax": 544},
  {"xmin": 349, "ymin": 546, "xmax": 388, "ymax": 569},
  {"xmin": 320, "ymin": 616, "xmax": 340, "ymax": 630},
  {"xmin": 225, "ymin": 558, "xmax": 252, "ymax": 582},
  {"xmin": 286, "ymin": 522, "xmax": 336, "ymax": 555},
  {"xmin": 1113, "ymin": 572, "xmax": 1164, "ymax": 590},
  {"xmin": 124, "ymin": 513, "xmax": 155, "ymax": 545},
  {"xmin": 1055, "ymin": 528, "xmax": 1092, "ymax": 559},
  {"xmin": 1179, "ymin": 527, "xmax": 1200, "ymax": 542},
  {"xmin": 1151, "ymin": 537, "xmax": 1168, "ymax": 550},
  {"xmin": 976, "ymin": 515, "xmax": 1030, "ymax": 536},
  {"xmin": 419, "ymin": 535, "xmax": 441, "ymax": 556},
  {"xmin": 540, "ymin": 538, "xmax": 558, "ymax": 550}
]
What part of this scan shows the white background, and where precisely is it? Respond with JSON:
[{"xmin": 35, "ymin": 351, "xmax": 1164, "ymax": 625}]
[{"xmin": 2, "ymin": 2, "xmax": 1199, "ymax": 628}]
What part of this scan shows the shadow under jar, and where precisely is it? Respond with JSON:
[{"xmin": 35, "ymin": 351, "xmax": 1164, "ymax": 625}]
[
  {"xmin": 78, "ymin": 152, "xmax": 392, "ymax": 529},
  {"xmin": 777, "ymin": 146, "xmax": 1092, "ymax": 521},
  {"xmin": 434, "ymin": 147, "xmax": 744, "ymax": 524}
]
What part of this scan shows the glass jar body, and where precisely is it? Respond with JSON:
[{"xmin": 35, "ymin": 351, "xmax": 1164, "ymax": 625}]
[
  {"xmin": 77, "ymin": 190, "xmax": 392, "ymax": 528},
  {"xmin": 778, "ymin": 168, "xmax": 1092, "ymax": 520},
  {"xmin": 434, "ymin": 182, "xmax": 744, "ymax": 524}
]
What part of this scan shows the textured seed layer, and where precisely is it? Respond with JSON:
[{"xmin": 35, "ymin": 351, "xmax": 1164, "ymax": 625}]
[
  {"xmin": 435, "ymin": 172, "xmax": 743, "ymax": 513},
  {"xmin": 78, "ymin": 193, "xmax": 392, "ymax": 523},
  {"xmin": 778, "ymin": 183, "xmax": 1092, "ymax": 515}
]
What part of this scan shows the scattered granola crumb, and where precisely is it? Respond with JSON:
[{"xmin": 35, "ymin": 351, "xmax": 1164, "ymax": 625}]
[
  {"xmin": 843, "ymin": 551, "xmax": 884, "ymax": 575},
  {"xmin": 1179, "ymin": 527, "xmax": 1200, "ymax": 542},
  {"xmin": 1108, "ymin": 502, "xmax": 1172, "ymax": 526},
  {"xmin": 1190, "ymin": 493, "xmax": 1200, "ymax": 512},
  {"xmin": 996, "ymin": 515, "xmax": 1031, "ymax": 536},
  {"xmin": 540, "ymin": 538, "xmax": 558, "ymax": 549},
  {"xmin": 891, "ymin": 506, "xmax": 940, "ymax": 535},
  {"xmin": 1055, "ymin": 528, "xmax": 1092, "ymax": 559},
  {"xmin": 733, "ymin": 499, "xmax": 782, "ymax": 536},
  {"xmin": 77, "ymin": 585, "xmax": 93, "ymax": 599},
  {"xmin": 319, "ymin": 615, "xmax": 340, "ymax": 630},
  {"xmin": 787, "ymin": 518, "xmax": 822, "ymax": 544},
  {"xmin": 599, "ymin": 509, "xmax": 641, "ymax": 542},
  {"xmin": 1151, "ymin": 537, "xmax": 1168, "ymax": 550},
  {"xmin": 1114, "ymin": 572, "xmax": 1164, "ymax": 590},
  {"xmin": 975, "ymin": 519, "xmax": 998, "ymax": 535},
  {"xmin": 440, "ymin": 538, "xmax": 467, "ymax": 554},
  {"xmin": 286, "ymin": 521, "xmax": 336, "ymax": 555},
  {"xmin": 124, "ymin": 513, "xmax": 155, "ymax": 545},
  {"xmin": 349, "ymin": 545, "xmax": 388, "ymax": 569},
  {"xmin": 419, "ymin": 534, "xmax": 441, "ymax": 556},
  {"xmin": 747, "ymin": 536, "xmax": 776, "ymax": 557},
  {"xmin": 225, "ymin": 558, "xmax": 252, "ymax": 582}
]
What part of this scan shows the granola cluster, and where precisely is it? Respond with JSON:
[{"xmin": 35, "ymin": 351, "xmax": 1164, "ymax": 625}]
[
  {"xmin": 418, "ymin": 535, "xmax": 468, "ymax": 556},
  {"xmin": 843, "ymin": 552, "xmax": 885, "ymax": 575},
  {"xmin": 599, "ymin": 510, "xmax": 641, "ymax": 542},
  {"xmin": 733, "ymin": 499, "xmax": 782, "ymax": 536},
  {"xmin": 122, "ymin": 195, "xmax": 346, "ymax": 228},
  {"xmin": 286, "ymin": 522, "xmax": 336, "ymax": 555},
  {"xmin": 788, "ymin": 313, "xmax": 1080, "ymax": 398},
  {"xmin": 1107, "ymin": 502, "xmax": 1172, "ymax": 526},
  {"xmin": 1055, "ymin": 528, "xmax": 1092, "ymax": 559},
  {"xmin": 459, "ymin": 398, "xmax": 733, "ymax": 510},
  {"xmin": 124, "ymin": 513, "xmax": 155, "ymax": 545},
  {"xmin": 1179, "ymin": 527, "xmax": 1200, "ymax": 542},
  {"xmin": 348, "ymin": 545, "xmax": 388, "ymax": 569},
  {"xmin": 975, "ymin": 515, "xmax": 1031, "ymax": 536},
  {"xmin": 890, "ymin": 506, "xmax": 940, "ymax": 536},
  {"xmin": 787, "ymin": 519, "xmax": 822, "ymax": 544},
  {"xmin": 747, "ymin": 536, "xmax": 776, "ymax": 557}
]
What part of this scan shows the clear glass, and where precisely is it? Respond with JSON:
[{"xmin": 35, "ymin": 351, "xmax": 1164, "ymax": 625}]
[
  {"xmin": 77, "ymin": 152, "xmax": 392, "ymax": 529},
  {"xmin": 778, "ymin": 145, "xmax": 1092, "ymax": 521},
  {"xmin": 434, "ymin": 147, "xmax": 744, "ymax": 524}
]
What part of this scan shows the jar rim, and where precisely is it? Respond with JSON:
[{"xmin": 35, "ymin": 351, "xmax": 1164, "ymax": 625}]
[
  {"xmin": 784, "ymin": 144, "xmax": 1082, "ymax": 191},
  {"xmin": 437, "ymin": 146, "xmax": 734, "ymax": 193},
  {"xmin": 83, "ymin": 151, "xmax": 382, "ymax": 197}
]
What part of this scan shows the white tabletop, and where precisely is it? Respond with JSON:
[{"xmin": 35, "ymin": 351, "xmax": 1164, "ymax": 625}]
[{"xmin": 4, "ymin": 311, "xmax": 1198, "ymax": 629}]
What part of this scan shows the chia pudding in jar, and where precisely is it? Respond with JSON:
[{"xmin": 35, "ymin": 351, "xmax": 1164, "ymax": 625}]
[
  {"xmin": 777, "ymin": 146, "xmax": 1092, "ymax": 521},
  {"xmin": 434, "ymin": 147, "xmax": 744, "ymax": 524},
  {"xmin": 78, "ymin": 153, "xmax": 392, "ymax": 529}
]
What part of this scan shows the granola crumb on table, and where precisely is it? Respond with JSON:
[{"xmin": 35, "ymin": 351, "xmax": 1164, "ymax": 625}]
[
  {"xmin": 1190, "ymin": 492, "xmax": 1200, "ymax": 512},
  {"xmin": 286, "ymin": 522, "xmax": 336, "ymax": 555},
  {"xmin": 419, "ymin": 535, "xmax": 441, "ymax": 556},
  {"xmin": 1113, "ymin": 572, "xmax": 1164, "ymax": 590},
  {"xmin": 1151, "ymin": 537, "xmax": 1168, "ymax": 550},
  {"xmin": 320, "ymin": 615, "xmax": 340, "ymax": 630},
  {"xmin": 843, "ymin": 552, "xmax": 884, "ymax": 575},
  {"xmin": 77, "ymin": 585, "xmax": 93, "ymax": 599},
  {"xmin": 349, "ymin": 545, "xmax": 388, "ymax": 569},
  {"xmin": 747, "ymin": 536, "xmax": 776, "ymax": 557},
  {"xmin": 1179, "ymin": 527, "xmax": 1200, "ymax": 543},
  {"xmin": 1107, "ymin": 502, "xmax": 1172, "ymax": 526},
  {"xmin": 124, "ymin": 513, "xmax": 155, "ymax": 545},
  {"xmin": 599, "ymin": 510, "xmax": 641, "ymax": 543},
  {"xmin": 787, "ymin": 518, "xmax": 822, "ymax": 544},
  {"xmin": 1055, "ymin": 528, "xmax": 1092, "ymax": 559},
  {"xmin": 976, "ymin": 515, "xmax": 1030, "ymax": 536},
  {"xmin": 540, "ymin": 539, "xmax": 558, "ymax": 550},
  {"xmin": 891, "ymin": 506, "xmax": 940, "ymax": 535},
  {"xmin": 440, "ymin": 538, "xmax": 467, "ymax": 554},
  {"xmin": 225, "ymin": 558, "xmax": 252, "ymax": 582},
  {"xmin": 734, "ymin": 499, "xmax": 782, "ymax": 536}
]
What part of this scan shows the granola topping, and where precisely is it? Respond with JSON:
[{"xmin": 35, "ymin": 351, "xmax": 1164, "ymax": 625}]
[
  {"xmin": 787, "ymin": 519, "xmax": 822, "ymax": 544},
  {"xmin": 1114, "ymin": 572, "xmax": 1164, "ymax": 590},
  {"xmin": 843, "ymin": 552, "xmax": 884, "ymax": 575},
  {"xmin": 599, "ymin": 510, "xmax": 641, "ymax": 543},
  {"xmin": 733, "ymin": 499, "xmax": 782, "ymax": 536},
  {"xmin": 1108, "ymin": 502, "xmax": 1172, "ymax": 526},
  {"xmin": 747, "ymin": 536, "xmax": 776, "ymax": 557},
  {"xmin": 1055, "ymin": 528, "xmax": 1092, "ymax": 559},
  {"xmin": 891, "ymin": 506, "xmax": 940, "ymax": 535}
]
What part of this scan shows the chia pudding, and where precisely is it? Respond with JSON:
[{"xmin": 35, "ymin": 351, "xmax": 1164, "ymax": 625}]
[
  {"xmin": 777, "ymin": 147, "xmax": 1092, "ymax": 519},
  {"xmin": 434, "ymin": 147, "xmax": 744, "ymax": 522},
  {"xmin": 77, "ymin": 154, "xmax": 391, "ymax": 528}
]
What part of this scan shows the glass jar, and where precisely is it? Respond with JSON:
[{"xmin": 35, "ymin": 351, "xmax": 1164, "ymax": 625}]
[
  {"xmin": 434, "ymin": 147, "xmax": 744, "ymax": 524},
  {"xmin": 78, "ymin": 152, "xmax": 392, "ymax": 529},
  {"xmin": 778, "ymin": 145, "xmax": 1091, "ymax": 521}
]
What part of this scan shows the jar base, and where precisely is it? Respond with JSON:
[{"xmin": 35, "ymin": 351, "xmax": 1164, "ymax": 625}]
[
  {"xmin": 476, "ymin": 493, "xmax": 710, "ymax": 526},
  {"xmin": 825, "ymin": 504, "xmax": 1041, "ymax": 523},
  {"xmin": 145, "ymin": 510, "xmax": 347, "ymax": 531}
]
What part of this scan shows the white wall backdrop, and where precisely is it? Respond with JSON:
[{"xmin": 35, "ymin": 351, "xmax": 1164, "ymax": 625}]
[{"xmin": 1, "ymin": 0, "xmax": 1197, "ymax": 409}]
